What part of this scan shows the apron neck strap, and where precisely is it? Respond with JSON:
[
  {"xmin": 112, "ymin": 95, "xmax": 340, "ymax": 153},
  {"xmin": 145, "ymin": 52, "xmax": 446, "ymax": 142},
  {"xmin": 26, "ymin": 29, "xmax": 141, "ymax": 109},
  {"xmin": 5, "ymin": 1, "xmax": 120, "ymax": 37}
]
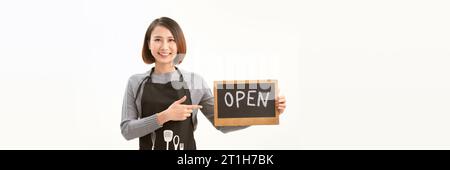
[{"xmin": 148, "ymin": 66, "xmax": 184, "ymax": 83}]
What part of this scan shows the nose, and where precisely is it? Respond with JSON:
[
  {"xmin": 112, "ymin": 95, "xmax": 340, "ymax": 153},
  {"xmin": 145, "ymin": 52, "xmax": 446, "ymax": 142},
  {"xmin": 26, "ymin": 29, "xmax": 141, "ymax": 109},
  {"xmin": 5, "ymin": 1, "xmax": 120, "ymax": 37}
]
[{"xmin": 161, "ymin": 40, "xmax": 169, "ymax": 50}]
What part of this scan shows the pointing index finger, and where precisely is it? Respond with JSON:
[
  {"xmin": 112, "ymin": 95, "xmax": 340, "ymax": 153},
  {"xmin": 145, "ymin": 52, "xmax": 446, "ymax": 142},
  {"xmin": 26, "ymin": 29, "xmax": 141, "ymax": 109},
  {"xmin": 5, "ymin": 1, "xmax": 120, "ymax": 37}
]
[{"xmin": 188, "ymin": 105, "xmax": 203, "ymax": 110}]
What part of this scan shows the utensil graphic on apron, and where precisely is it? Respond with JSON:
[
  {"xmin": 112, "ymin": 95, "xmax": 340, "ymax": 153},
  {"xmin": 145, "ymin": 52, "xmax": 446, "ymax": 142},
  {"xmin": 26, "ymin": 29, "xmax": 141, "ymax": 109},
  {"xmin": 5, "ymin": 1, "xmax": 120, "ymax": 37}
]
[{"xmin": 138, "ymin": 67, "xmax": 196, "ymax": 150}]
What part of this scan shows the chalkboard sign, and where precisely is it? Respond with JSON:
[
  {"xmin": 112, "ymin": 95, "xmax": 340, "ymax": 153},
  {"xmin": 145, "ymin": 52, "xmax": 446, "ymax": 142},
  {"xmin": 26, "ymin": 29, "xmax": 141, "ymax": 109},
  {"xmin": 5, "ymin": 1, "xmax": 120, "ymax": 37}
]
[{"xmin": 214, "ymin": 80, "xmax": 279, "ymax": 126}]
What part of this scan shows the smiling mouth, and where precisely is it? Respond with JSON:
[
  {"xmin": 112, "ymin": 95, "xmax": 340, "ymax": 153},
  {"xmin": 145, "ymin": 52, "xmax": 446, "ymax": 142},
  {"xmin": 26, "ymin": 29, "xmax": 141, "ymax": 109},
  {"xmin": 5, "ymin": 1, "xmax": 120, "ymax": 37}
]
[{"xmin": 158, "ymin": 52, "xmax": 172, "ymax": 57}]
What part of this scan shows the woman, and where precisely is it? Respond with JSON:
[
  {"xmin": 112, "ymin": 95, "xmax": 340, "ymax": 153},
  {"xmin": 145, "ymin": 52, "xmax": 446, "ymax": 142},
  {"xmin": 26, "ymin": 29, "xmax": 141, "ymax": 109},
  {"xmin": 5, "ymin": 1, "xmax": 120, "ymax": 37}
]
[{"xmin": 121, "ymin": 17, "xmax": 286, "ymax": 150}]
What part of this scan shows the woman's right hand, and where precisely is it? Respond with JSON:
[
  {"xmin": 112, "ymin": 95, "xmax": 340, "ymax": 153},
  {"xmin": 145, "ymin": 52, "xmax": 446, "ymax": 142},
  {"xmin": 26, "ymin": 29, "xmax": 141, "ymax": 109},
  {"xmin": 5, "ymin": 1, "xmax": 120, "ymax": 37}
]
[{"xmin": 157, "ymin": 96, "xmax": 202, "ymax": 125}]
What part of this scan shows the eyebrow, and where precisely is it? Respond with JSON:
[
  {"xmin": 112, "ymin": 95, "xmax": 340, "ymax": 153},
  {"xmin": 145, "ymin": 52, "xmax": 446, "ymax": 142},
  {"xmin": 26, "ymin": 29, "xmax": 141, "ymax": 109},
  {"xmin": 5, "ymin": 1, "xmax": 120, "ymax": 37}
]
[{"xmin": 152, "ymin": 35, "xmax": 174, "ymax": 39}]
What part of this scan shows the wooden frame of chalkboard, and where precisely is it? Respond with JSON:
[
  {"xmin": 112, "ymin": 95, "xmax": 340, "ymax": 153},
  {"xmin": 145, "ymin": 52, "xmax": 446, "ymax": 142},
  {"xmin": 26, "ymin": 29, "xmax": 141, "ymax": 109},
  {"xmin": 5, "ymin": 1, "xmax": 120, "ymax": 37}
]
[{"xmin": 214, "ymin": 80, "xmax": 279, "ymax": 126}]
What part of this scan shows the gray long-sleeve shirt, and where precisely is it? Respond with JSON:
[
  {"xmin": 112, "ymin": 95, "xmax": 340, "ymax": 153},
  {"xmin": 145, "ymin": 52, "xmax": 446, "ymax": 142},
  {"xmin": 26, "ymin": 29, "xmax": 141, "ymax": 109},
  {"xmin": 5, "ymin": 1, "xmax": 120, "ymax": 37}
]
[{"xmin": 121, "ymin": 68, "xmax": 246, "ymax": 140}]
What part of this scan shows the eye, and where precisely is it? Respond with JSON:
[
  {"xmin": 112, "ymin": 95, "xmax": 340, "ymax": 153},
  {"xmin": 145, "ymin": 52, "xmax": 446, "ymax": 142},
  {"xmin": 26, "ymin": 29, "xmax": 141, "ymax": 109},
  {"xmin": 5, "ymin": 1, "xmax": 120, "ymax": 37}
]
[
  {"xmin": 153, "ymin": 39, "xmax": 161, "ymax": 42},
  {"xmin": 169, "ymin": 39, "xmax": 175, "ymax": 42}
]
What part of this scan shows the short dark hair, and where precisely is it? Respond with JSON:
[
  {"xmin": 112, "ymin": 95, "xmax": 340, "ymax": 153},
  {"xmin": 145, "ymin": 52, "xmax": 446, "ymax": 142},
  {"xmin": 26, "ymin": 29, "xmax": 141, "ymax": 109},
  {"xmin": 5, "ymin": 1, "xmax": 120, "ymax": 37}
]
[{"xmin": 142, "ymin": 17, "xmax": 187, "ymax": 64}]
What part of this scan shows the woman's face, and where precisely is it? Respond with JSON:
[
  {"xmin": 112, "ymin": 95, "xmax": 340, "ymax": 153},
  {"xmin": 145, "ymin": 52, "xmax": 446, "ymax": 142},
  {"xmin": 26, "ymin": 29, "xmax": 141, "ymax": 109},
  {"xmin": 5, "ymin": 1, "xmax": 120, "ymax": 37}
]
[{"xmin": 149, "ymin": 26, "xmax": 178, "ymax": 65}]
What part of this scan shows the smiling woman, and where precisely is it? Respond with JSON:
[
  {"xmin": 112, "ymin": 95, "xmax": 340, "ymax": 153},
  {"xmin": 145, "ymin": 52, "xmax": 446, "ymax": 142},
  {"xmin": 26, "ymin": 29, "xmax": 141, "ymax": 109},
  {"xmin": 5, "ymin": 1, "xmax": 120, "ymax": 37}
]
[
  {"xmin": 120, "ymin": 17, "xmax": 286, "ymax": 150},
  {"xmin": 142, "ymin": 17, "xmax": 186, "ymax": 66}
]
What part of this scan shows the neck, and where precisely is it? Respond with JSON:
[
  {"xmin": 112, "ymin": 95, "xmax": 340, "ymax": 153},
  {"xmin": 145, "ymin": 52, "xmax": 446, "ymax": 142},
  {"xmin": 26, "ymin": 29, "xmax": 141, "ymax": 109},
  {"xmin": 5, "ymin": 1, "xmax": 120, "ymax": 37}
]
[{"xmin": 154, "ymin": 63, "xmax": 175, "ymax": 74}]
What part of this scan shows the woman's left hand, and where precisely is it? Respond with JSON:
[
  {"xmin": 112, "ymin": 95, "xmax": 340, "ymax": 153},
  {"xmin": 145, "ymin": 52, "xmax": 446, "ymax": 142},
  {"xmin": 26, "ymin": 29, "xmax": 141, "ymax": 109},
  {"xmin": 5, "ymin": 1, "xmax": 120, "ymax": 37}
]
[{"xmin": 276, "ymin": 95, "xmax": 286, "ymax": 115}]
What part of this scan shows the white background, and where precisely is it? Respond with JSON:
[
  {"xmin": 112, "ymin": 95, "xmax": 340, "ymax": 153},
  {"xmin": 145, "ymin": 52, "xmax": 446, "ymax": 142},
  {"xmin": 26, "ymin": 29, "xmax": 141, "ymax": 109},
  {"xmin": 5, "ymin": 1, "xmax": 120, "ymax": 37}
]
[{"xmin": 0, "ymin": 0, "xmax": 449, "ymax": 149}]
